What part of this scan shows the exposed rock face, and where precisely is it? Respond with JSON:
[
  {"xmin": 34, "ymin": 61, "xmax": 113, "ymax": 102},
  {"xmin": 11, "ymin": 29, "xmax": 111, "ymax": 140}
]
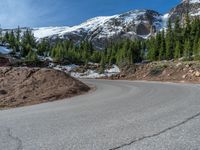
[{"xmin": 169, "ymin": 0, "xmax": 200, "ymax": 23}]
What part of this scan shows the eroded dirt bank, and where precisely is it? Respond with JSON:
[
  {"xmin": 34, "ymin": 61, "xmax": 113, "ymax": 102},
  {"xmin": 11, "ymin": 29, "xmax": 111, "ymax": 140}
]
[
  {"xmin": 0, "ymin": 67, "xmax": 90, "ymax": 109},
  {"xmin": 111, "ymin": 61, "xmax": 200, "ymax": 83}
]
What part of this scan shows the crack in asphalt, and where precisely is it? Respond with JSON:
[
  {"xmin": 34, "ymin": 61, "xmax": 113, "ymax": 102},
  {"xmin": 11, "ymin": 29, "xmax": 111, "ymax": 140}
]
[
  {"xmin": 7, "ymin": 128, "xmax": 23, "ymax": 150},
  {"xmin": 109, "ymin": 111, "xmax": 200, "ymax": 150}
]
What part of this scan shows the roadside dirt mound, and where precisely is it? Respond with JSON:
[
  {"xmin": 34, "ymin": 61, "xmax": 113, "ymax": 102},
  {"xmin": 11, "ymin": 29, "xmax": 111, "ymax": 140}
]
[{"xmin": 0, "ymin": 67, "xmax": 90, "ymax": 109}]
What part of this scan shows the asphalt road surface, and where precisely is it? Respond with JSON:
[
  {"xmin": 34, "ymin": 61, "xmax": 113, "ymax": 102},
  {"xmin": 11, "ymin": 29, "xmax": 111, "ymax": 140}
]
[{"xmin": 1, "ymin": 80, "xmax": 200, "ymax": 150}]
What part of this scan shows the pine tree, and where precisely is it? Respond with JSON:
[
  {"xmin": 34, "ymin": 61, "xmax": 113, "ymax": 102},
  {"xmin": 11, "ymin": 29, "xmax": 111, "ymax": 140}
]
[
  {"xmin": 165, "ymin": 19, "xmax": 174, "ymax": 60},
  {"xmin": 4, "ymin": 31, "xmax": 9, "ymax": 43},
  {"xmin": 147, "ymin": 37, "xmax": 157, "ymax": 61},
  {"xmin": 194, "ymin": 39, "xmax": 200, "ymax": 60},
  {"xmin": 183, "ymin": 40, "xmax": 192, "ymax": 60},
  {"xmin": 174, "ymin": 41, "xmax": 181, "ymax": 59},
  {"xmin": 100, "ymin": 54, "xmax": 106, "ymax": 73},
  {"xmin": 159, "ymin": 30, "xmax": 166, "ymax": 60},
  {"xmin": 16, "ymin": 26, "xmax": 21, "ymax": 52},
  {"xmin": 37, "ymin": 39, "xmax": 50, "ymax": 56},
  {"xmin": 21, "ymin": 29, "xmax": 36, "ymax": 57},
  {"xmin": 9, "ymin": 30, "xmax": 16, "ymax": 49},
  {"xmin": 26, "ymin": 50, "xmax": 38, "ymax": 62}
]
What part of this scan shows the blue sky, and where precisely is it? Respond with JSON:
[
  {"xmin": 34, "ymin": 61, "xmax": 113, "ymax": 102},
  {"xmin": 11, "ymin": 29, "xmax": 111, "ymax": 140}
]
[{"xmin": 0, "ymin": 0, "xmax": 181, "ymax": 28}]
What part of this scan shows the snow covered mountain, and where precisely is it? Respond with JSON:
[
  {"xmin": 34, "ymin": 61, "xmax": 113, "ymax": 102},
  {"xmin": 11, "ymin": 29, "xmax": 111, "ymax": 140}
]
[
  {"xmin": 2, "ymin": 0, "xmax": 199, "ymax": 50},
  {"xmin": 33, "ymin": 10, "xmax": 164, "ymax": 49}
]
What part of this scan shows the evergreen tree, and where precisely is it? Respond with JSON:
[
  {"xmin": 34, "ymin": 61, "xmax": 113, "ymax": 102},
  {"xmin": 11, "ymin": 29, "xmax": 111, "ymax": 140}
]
[
  {"xmin": 37, "ymin": 39, "xmax": 50, "ymax": 56},
  {"xmin": 183, "ymin": 40, "xmax": 192, "ymax": 60},
  {"xmin": 26, "ymin": 50, "xmax": 38, "ymax": 62},
  {"xmin": 3, "ymin": 31, "xmax": 9, "ymax": 43},
  {"xmin": 100, "ymin": 54, "xmax": 106, "ymax": 73},
  {"xmin": 165, "ymin": 19, "xmax": 174, "ymax": 60},
  {"xmin": 194, "ymin": 39, "xmax": 200, "ymax": 60},
  {"xmin": 159, "ymin": 30, "xmax": 166, "ymax": 60},
  {"xmin": 16, "ymin": 26, "xmax": 21, "ymax": 52},
  {"xmin": 174, "ymin": 41, "xmax": 181, "ymax": 59},
  {"xmin": 21, "ymin": 29, "xmax": 36, "ymax": 57}
]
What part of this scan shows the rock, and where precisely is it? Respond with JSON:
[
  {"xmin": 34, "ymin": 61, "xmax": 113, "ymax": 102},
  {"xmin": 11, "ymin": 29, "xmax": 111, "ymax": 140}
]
[
  {"xmin": 186, "ymin": 64, "xmax": 190, "ymax": 68},
  {"xmin": 176, "ymin": 62, "xmax": 182, "ymax": 67},
  {"xmin": 189, "ymin": 69, "xmax": 194, "ymax": 73},
  {"xmin": 169, "ymin": 0, "xmax": 200, "ymax": 24},
  {"xmin": 182, "ymin": 74, "xmax": 187, "ymax": 79},
  {"xmin": 195, "ymin": 71, "xmax": 200, "ymax": 77},
  {"xmin": 0, "ymin": 90, "xmax": 7, "ymax": 95},
  {"xmin": 120, "ymin": 74, "xmax": 126, "ymax": 78},
  {"xmin": 183, "ymin": 68, "xmax": 187, "ymax": 71}
]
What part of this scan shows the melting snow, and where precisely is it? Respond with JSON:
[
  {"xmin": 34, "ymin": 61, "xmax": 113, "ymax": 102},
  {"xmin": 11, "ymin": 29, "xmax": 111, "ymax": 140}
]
[
  {"xmin": 190, "ymin": 8, "xmax": 200, "ymax": 16},
  {"xmin": 0, "ymin": 46, "xmax": 12, "ymax": 54},
  {"xmin": 190, "ymin": 0, "xmax": 200, "ymax": 4},
  {"xmin": 51, "ymin": 64, "xmax": 120, "ymax": 79}
]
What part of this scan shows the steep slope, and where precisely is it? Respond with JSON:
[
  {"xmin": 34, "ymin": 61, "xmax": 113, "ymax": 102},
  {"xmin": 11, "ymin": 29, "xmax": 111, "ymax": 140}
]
[
  {"xmin": 169, "ymin": 0, "xmax": 200, "ymax": 23},
  {"xmin": 33, "ymin": 10, "xmax": 163, "ymax": 49}
]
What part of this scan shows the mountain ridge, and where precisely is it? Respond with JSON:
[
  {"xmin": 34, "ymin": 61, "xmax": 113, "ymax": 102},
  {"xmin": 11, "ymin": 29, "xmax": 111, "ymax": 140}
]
[
  {"xmin": 1, "ymin": 0, "xmax": 200, "ymax": 50},
  {"xmin": 33, "ymin": 9, "xmax": 164, "ymax": 49}
]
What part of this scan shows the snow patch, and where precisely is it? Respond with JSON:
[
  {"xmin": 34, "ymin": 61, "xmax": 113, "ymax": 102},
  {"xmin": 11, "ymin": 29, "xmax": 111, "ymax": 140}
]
[
  {"xmin": 182, "ymin": 0, "xmax": 200, "ymax": 4},
  {"xmin": 51, "ymin": 64, "xmax": 120, "ymax": 79},
  {"xmin": 190, "ymin": 8, "xmax": 200, "ymax": 16},
  {"xmin": 0, "ymin": 46, "xmax": 12, "ymax": 54},
  {"xmin": 190, "ymin": 0, "xmax": 200, "ymax": 4},
  {"xmin": 33, "ymin": 26, "xmax": 70, "ymax": 39}
]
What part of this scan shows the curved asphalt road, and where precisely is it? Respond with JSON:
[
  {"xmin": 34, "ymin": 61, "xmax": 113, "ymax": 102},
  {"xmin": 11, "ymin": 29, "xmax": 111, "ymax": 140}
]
[{"xmin": 1, "ymin": 80, "xmax": 200, "ymax": 150}]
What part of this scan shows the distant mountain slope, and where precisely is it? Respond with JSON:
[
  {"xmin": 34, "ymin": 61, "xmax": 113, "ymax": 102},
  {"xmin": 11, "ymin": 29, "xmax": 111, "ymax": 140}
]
[
  {"xmin": 169, "ymin": 0, "xmax": 200, "ymax": 23},
  {"xmin": 33, "ymin": 10, "xmax": 164, "ymax": 49}
]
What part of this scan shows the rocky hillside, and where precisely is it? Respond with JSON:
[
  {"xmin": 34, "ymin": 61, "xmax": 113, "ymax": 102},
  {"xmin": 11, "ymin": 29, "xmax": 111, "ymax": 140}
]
[
  {"xmin": 110, "ymin": 61, "xmax": 200, "ymax": 83},
  {"xmin": 169, "ymin": 0, "xmax": 200, "ymax": 23},
  {"xmin": 33, "ymin": 10, "xmax": 164, "ymax": 49}
]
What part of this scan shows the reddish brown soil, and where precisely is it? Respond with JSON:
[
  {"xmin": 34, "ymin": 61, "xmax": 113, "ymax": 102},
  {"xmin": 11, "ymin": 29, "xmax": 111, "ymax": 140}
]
[{"xmin": 0, "ymin": 67, "xmax": 90, "ymax": 109}]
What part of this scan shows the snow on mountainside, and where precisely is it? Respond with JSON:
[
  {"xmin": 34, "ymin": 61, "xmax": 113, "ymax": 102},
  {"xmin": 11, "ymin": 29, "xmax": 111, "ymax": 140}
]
[
  {"xmin": 33, "ymin": 10, "xmax": 163, "ymax": 49},
  {"xmin": 2, "ymin": 0, "xmax": 198, "ymax": 50},
  {"xmin": 33, "ymin": 15, "xmax": 118, "ymax": 39},
  {"xmin": 170, "ymin": 0, "xmax": 200, "ymax": 23},
  {"xmin": 184, "ymin": 0, "xmax": 200, "ymax": 4},
  {"xmin": 34, "ymin": 26, "xmax": 70, "ymax": 39}
]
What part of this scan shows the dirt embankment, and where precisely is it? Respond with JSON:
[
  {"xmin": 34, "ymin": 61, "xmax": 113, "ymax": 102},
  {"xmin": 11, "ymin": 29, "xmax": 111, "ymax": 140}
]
[
  {"xmin": 0, "ymin": 67, "xmax": 90, "ymax": 109},
  {"xmin": 111, "ymin": 61, "xmax": 200, "ymax": 83}
]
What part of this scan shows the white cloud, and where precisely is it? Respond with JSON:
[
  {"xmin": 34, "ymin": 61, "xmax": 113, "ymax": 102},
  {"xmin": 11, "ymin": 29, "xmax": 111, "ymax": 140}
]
[{"xmin": 0, "ymin": 0, "xmax": 51, "ymax": 28}]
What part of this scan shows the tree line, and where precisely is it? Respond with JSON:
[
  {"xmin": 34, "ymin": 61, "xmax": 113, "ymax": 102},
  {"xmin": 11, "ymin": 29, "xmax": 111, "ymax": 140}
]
[
  {"xmin": 147, "ymin": 15, "xmax": 200, "ymax": 61},
  {"xmin": 0, "ymin": 27, "xmax": 38, "ymax": 61}
]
